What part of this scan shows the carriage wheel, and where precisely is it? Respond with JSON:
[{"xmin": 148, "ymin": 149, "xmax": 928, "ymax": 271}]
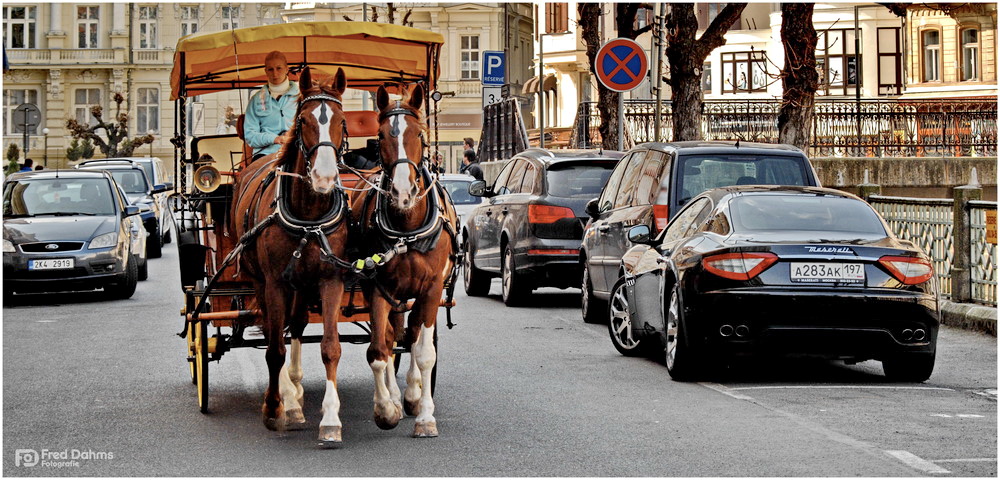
[
  {"xmin": 195, "ymin": 319, "xmax": 210, "ymax": 413},
  {"xmin": 186, "ymin": 326, "xmax": 197, "ymax": 385}
]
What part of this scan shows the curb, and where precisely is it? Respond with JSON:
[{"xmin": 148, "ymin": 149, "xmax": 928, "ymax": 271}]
[{"xmin": 941, "ymin": 300, "xmax": 997, "ymax": 336}]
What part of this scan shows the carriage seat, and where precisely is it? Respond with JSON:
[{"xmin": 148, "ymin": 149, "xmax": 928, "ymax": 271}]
[{"xmin": 345, "ymin": 111, "xmax": 379, "ymax": 138}]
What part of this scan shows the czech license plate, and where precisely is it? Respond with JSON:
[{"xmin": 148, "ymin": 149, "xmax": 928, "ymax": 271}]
[
  {"xmin": 790, "ymin": 262, "xmax": 864, "ymax": 283},
  {"xmin": 28, "ymin": 258, "xmax": 75, "ymax": 270}
]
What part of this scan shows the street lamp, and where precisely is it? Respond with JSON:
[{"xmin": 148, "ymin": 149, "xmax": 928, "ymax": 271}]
[
  {"xmin": 42, "ymin": 128, "xmax": 49, "ymax": 168},
  {"xmin": 147, "ymin": 129, "xmax": 155, "ymax": 158}
]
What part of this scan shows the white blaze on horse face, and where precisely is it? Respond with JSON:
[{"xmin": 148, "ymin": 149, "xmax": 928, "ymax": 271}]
[
  {"xmin": 309, "ymin": 102, "xmax": 340, "ymax": 194},
  {"xmin": 390, "ymin": 117, "xmax": 417, "ymax": 209}
]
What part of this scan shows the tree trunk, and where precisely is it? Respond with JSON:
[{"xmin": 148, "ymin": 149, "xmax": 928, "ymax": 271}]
[
  {"xmin": 777, "ymin": 3, "xmax": 819, "ymax": 154},
  {"xmin": 578, "ymin": 3, "xmax": 618, "ymax": 150},
  {"xmin": 664, "ymin": 3, "xmax": 746, "ymax": 142}
]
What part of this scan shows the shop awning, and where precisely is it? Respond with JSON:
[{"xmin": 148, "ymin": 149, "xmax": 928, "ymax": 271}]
[{"xmin": 522, "ymin": 74, "xmax": 557, "ymax": 94}]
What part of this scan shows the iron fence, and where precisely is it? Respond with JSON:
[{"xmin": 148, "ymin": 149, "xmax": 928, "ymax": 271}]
[
  {"xmin": 570, "ymin": 99, "xmax": 998, "ymax": 158},
  {"xmin": 870, "ymin": 195, "xmax": 997, "ymax": 306}
]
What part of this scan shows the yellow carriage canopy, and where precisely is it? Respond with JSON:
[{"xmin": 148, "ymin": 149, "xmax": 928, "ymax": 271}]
[{"xmin": 170, "ymin": 22, "xmax": 443, "ymax": 100}]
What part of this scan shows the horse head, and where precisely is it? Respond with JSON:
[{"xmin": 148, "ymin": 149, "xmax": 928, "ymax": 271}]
[
  {"xmin": 290, "ymin": 66, "xmax": 348, "ymax": 195},
  {"xmin": 376, "ymin": 84, "xmax": 427, "ymax": 211}
]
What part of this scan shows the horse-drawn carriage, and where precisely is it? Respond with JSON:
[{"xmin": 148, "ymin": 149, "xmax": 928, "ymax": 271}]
[{"xmin": 169, "ymin": 22, "xmax": 458, "ymax": 445}]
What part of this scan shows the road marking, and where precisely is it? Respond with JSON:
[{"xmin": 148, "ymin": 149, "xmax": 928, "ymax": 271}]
[
  {"xmin": 699, "ymin": 382, "xmax": 756, "ymax": 401},
  {"xmin": 930, "ymin": 458, "xmax": 997, "ymax": 463},
  {"xmin": 729, "ymin": 385, "xmax": 954, "ymax": 392},
  {"xmin": 37, "ymin": 320, "xmax": 56, "ymax": 323},
  {"xmin": 930, "ymin": 413, "xmax": 986, "ymax": 418},
  {"xmin": 884, "ymin": 450, "xmax": 950, "ymax": 474},
  {"xmin": 973, "ymin": 389, "xmax": 997, "ymax": 400}
]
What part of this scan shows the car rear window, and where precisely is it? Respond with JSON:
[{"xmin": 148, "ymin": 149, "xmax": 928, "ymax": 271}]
[
  {"xmin": 4, "ymin": 178, "xmax": 115, "ymax": 216},
  {"xmin": 546, "ymin": 161, "xmax": 616, "ymax": 197},
  {"xmin": 108, "ymin": 170, "xmax": 149, "ymax": 194},
  {"xmin": 676, "ymin": 154, "xmax": 811, "ymax": 204},
  {"xmin": 729, "ymin": 195, "xmax": 887, "ymax": 235},
  {"xmin": 440, "ymin": 179, "xmax": 480, "ymax": 205}
]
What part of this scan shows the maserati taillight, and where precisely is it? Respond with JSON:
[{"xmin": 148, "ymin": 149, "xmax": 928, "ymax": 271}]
[
  {"xmin": 878, "ymin": 255, "xmax": 934, "ymax": 285},
  {"xmin": 702, "ymin": 252, "xmax": 778, "ymax": 281}
]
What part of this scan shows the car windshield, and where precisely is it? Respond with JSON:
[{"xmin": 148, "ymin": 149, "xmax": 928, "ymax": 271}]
[
  {"xmin": 137, "ymin": 162, "xmax": 155, "ymax": 184},
  {"xmin": 730, "ymin": 195, "xmax": 887, "ymax": 235},
  {"xmin": 439, "ymin": 179, "xmax": 480, "ymax": 205},
  {"xmin": 3, "ymin": 178, "xmax": 115, "ymax": 216},
  {"xmin": 108, "ymin": 170, "xmax": 149, "ymax": 194},
  {"xmin": 546, "ymin": 162, "xmax": 616, "ymax": 197},
  {"xmin": 677, "ymin": 155, "xmax": 810, "ymax": 205}
]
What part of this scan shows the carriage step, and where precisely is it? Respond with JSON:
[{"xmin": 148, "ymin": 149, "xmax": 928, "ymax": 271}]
[{"xmin": 188, "ymin": 288, "xmax": 256, "ymax": 297}]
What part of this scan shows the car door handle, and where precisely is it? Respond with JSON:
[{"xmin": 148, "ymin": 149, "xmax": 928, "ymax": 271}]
[
  {"xmin": 598, "ymin": 225, "xmax": 610, "ymax": 232},
  {"xmin": 501, "ymin": 209, "xmax": 509, "ymax": 215},
  {"xmin": 485, "ymin": 210, "xmax": 492, "ymax": 216}
]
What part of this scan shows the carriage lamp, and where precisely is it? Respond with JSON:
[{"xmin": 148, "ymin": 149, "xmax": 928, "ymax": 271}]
[
  {"xmin": 430, "ymin": 91, "xmax": 455, "ymax": 102},
  {"xmin": 193, "ymin": 164, "xmax": 222, "ymax": 193}
]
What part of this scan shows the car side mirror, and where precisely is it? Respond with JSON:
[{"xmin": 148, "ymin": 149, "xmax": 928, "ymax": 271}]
[
  {"xmin": 585, "ymin": 198, "xmax": 600, "ymax": 219},
  {"xmin": 163, "ymin": 182, "xmax": 174, "ymax": 191},
  {"xmin": 137, "ymin": 204, "xmax": 152, "ymax": 214},
  {"xmin": 469, "ymin": 180, "xmax": 490, "ymax": 198},
  {"xmin": 152, "ymin": 184, "xmax": 167, "ymax": 194},
  {"xmin": 627, "ymin": 224, "xmax": 652, "ymax": 244},
  {"xmin": 124, "ymin": 205, "xmax": 140, "ymax": 217}
]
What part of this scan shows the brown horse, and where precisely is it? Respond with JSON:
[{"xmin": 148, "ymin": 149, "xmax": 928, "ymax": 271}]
[
  {"xmin": 350, "ymin": 84, "xmax": 459, "ymax": 438},
  {"xmin": 231, "ymin": 67, "xmax": 352, "ymax": 446}
]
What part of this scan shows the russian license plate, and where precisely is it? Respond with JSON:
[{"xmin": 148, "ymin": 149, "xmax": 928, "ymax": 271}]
[
  {"xmin": 790, "ymin": 262, "xmax": 864, "ymax": 283},
  {"xmin": 28, "ymin": 258, "xmax": 75, "ymax": 270}
]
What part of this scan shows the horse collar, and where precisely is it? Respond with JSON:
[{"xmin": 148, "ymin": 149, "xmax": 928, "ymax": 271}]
[{"xmin": 274, "ymin": 166, "xmax": 348, "ymax": 235}]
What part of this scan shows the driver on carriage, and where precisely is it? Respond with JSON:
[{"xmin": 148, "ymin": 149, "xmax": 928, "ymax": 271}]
[{"xmin": 244, "ymin": 51, "xmax": 300, "ymax": 161}]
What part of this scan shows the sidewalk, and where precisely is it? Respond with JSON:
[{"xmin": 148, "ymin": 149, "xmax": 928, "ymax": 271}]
[{"xmin": 941, "ymin": 300, "xmax": 997, "ymax": 336}]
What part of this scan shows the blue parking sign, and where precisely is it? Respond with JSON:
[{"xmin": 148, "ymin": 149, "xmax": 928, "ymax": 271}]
[{"xmin": 482, "ymin": 51, "xmax": 505, "ymax": 86}]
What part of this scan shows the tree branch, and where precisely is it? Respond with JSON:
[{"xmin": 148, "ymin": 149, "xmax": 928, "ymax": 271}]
[{"xmin": 696, "ymin": 3, "xmax": 748, "ymax": 56}]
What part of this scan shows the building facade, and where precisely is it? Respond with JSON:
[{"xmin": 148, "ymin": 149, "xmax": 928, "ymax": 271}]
[{"xmin": 2, "ymin": 3, "xmax": 533, "ymax": 171}]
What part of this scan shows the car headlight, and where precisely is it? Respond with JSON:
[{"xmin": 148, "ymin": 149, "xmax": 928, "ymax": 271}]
[
  {"xmin": 89, "ymin": 232, "xmax": 118, "ymax": 249},
  {"xmin": 3, "ymin": 239, "xmax": 15, "ymax": 253}
]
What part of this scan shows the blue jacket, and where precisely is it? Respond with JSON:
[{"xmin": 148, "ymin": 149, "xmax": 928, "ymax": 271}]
[{"xmin": 243, "ymin": 81, "xmax": 300, "ymax": 157}]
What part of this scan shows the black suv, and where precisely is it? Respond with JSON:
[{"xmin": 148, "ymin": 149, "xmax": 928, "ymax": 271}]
[
  {"xmin": 76, "ymin": 159, "xmax": 169, "ymax": 258},
  {"xmin": 464, "ymin": 148, "xmax": 623, "ymax": 306},
  {"xmin": 580, "ymin": 141, "xmax": 820, "ymax": 323}
]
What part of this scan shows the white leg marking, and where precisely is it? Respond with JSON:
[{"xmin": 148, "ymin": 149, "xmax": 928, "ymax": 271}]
[
  {"xmin": 278, "ymin": 365, "xmax": 301, "ymax": 413},
  {"xmin": 411, "ymin": 324, "xmax": 436, "ymax": 424},
  {"xmin": 289, "ymin": 338, "xmax": 304, "ymax": 405},
  {"xmin": 370, "ymin": 359, "xmax": 391, "ymax": 407},
  {"xmin": 405, "ymin": 350, "xmax": 422, "ymax": 408},
  {"xmin": 318, "ymin": 379, "xmax": 342, "ymax": 427},
  {"xmin": 385, "ymin": 353, "xmax": 402, "ymax": 408},
  {"xmin": 884, "ymin": 450, "xmax": 950, "ymax": 474}
]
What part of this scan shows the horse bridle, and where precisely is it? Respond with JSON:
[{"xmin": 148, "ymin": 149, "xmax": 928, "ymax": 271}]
[
  {"xmin": 378, "ymin": 101, "xmax": 432, "ymax": 194},
  {"xmin": 294, "ymin": 94, "xmax": 349, "ymax": 181}
]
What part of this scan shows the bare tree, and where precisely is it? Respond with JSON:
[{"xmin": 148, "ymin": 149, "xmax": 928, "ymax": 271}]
[
  {"xmin": 65, "ymin": 92, "xmax": 153, "ymax": 158},
  {"xmin": 664, "ymin": 3, "xmax": 746, "ymax": 141},
  {"xmin": 777, "ymin": 3, "xmax": 819, "ymax": 153}
]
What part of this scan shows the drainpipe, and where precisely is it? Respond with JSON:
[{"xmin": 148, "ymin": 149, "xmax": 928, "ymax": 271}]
[
  {"xmin": 538, "ymin": 5, "xmax": 545, "ymax": 148},
  {"xmin": 654, "ymin": 3, "xmax": 666, "ymax": 142},
  {"xmin": 855, "ymin": 5, "xmax": 862, "ymax": 156}
]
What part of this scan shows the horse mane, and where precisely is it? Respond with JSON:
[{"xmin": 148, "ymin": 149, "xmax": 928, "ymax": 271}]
[{"xmin": 275, "ymin": 75, "xmax": 345, "ymax": 169}]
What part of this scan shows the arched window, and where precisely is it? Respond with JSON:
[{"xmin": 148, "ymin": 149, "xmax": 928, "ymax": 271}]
[
  {"xmin": 961, "ymin": 28, "xmax": 979, "ymax": 81},
  {"xmin": 922, "ymin": 30, "xmax": 941, "ymax": 82}
]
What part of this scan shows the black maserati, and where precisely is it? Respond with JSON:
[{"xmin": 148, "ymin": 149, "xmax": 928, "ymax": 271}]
[{"xmin": 609, "ymin": 185, "xmax": 939, "ymax": 382}]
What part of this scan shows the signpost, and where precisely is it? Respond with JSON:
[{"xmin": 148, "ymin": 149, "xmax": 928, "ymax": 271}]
[
  {"xmin": 13, "ymin": 103, "xmax": 41, "ymax": 155},
  {"xmin": 482, "ymin": 86, "xmax": 502, "ymax": 109},
  {"xmin": 595, "ymin": 39, "xmax": 648, "ymax": 151}
]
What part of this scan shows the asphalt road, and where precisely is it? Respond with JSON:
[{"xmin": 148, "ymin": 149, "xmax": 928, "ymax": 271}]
[{"xmin": 3, "ymin": 244, "xmax": 996, "ymax": 476}]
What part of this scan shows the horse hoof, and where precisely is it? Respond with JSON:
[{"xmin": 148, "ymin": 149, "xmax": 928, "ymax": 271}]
[
  {"xmin": 263, "ymin": 415, "xmax": 285, "ymax": 432},
  {"xmin": 404, "ymin": 399, "xmax": 420, "ymax": 417},
  {"xmin": 285, "ymin": 408, "xmax": 307, "ymax": 431},
  {"xmin": 374, "ymin": 404, "xmax": 403, "ymax": 430},
  {"xmin": 318, "ymin": 426, "xmax": 342, "ymax": 448},
  {"xmin": 413, "ymin": 421, "xmax": 438, "ymax": 438}
]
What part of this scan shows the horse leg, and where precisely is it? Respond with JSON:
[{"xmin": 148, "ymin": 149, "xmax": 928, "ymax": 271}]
[
  {"xmin": 260, "ymin": 284, "xmax": 289, "ymax": 431},
  {"xmin": 384, "ymin": 310, "xmax": 404, "ymax": 416},
  {"xmin": 368, "ymin": 295, "xmax": 404, "ymax": 430},
  {"xmin": 318, "ymin": 279, "xmax": 346, "ymax": 447},
  {"xmin": 406, "ymin": 290, "xmax": 440, "ymax": 438},
  {"xmin": 281, "ymin": 295, "xmax": 308, "ymax": 430}
]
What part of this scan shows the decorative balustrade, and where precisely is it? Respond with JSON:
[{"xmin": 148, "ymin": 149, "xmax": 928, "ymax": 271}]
[
  {"xmin": 570, "ymin": 99, "xmax": 997, "ymax": 158},
  {"xmin": 437, "ymin": 80, "xmax": 482, "ymax": 97}
]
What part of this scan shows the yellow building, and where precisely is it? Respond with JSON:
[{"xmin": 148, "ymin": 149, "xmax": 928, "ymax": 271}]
[{"xmin": 2, "ymin": 3, "xmax": 533, "ymax": 173}]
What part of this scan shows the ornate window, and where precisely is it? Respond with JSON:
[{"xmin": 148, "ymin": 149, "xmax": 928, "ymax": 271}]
[
  {"xmin": 701, "ymin": 62, "xmax": 712, "ymax": 93},
  {"xmin": 816, "ymin": 29, "xmax": 859, "ymax": 96},
  {"xmin": 922, "ymin": 30, "xmax": 941, "ymax": 82},
  {"xmin": 961, "ymin": 28, "xmax": 979, "ymax": 81},
  {"xmin": 180, "ymin": 6, "xmax": 199, "ymax": 37},
  {"xmin": 136, "ymin": 88, "xmax": 159, "ymax": 134},
  {"xmin": 74, "ymin": 88, "xmax": 102, "ymax": 127},
  {"xmin": 461, "ymin": 35, "xmax": 480, "ymax": 80},
  {"xmin": 721, "ymin": 51, "xmax": 766, "ymax": 93},
  {"xmin": 221, "ymin": 5, "xmax": 239, "ymax": 30},
  {"xmin": 3, "ymin": 6, "xmax": 36, "ymax": 49},
  {"xmin": 4, "ymin": 89, "xmax": 40, "ymax": 135},
  {"xmin": 877, "ymin": 27, "xmax": 902, "ymax": 95},
  {"xmin": 545, "ymin": 3, "xmax": 568, "ymax": 34},
  {"xmin": 77, "ymin": 6, "xmax": 100, "ymax": 49},
  {"xmin": 138, "ymin": 6, "xmax": 158, "ymax": 49}
]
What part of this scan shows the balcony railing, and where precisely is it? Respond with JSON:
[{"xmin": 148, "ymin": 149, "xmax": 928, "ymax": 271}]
[
  {"xmin": 437, "ymin": 80, "xmax": 482, "ymax": 97},
  {"xmin": 570, "ymin": 99, "xmax": 998, "ymax": 157},
  {"xmin": 6, "ymin": 48, "xmax": 118, "ymax": 64}
]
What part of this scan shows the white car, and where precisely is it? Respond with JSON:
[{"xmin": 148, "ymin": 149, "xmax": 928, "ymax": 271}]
[{"xmin": 438, "ymin": 173, "xmax": 485, "ymax": 244}]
